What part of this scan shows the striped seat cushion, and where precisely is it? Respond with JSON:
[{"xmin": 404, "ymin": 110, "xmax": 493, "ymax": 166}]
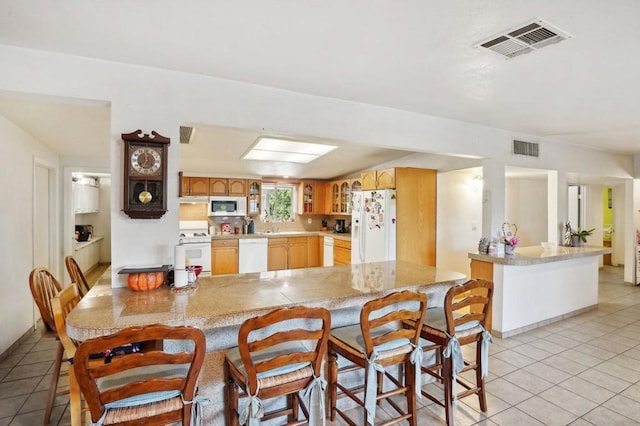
[
  {"xmin": 422, "ymin": 307, "xmax": 482, "ymax": 338},
  {"xmin": 331, "ymin": 323, "xmax": 413, "ymax": 360}
]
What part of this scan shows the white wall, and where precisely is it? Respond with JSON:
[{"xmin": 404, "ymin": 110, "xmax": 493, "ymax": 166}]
[
  {"xmin": 0, "ymin": 114, "xmax": 59, "ymax": 355},
  {"xmin": 505, "ymin": 178, "xmax": 548, "ymax": 247},
  {"xmin": 0, "ymin": 44, "xmax": 636, "ymax": 293},
  {"xmin": 97, "ymin": 177, "xmax": 112, "ymax": 263}
]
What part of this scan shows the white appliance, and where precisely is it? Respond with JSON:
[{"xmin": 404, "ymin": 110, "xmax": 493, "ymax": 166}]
[
  {"xmin": 178, "ymin": 220, "xmax": 212, "ymax": 276},
  {"xmin": 351, "ymin": 190, "xmax": 396, "ymax": 264},
  {"xmin": 323, "ymin": 237, "xmax": 334, "ymax": 267},
  {"xmin": 239, "ymin": 238, "xmax": 268, "ymax": 273},
  {"xmin": 209, "ymin": 196, "xmax": 247, "ymax": 216}
]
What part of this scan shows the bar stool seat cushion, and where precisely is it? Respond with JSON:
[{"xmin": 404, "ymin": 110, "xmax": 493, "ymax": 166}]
[
  {"xmin": 226, "ymin": 341, "xmax": 313, "ymax": 390},
  {"xmin": 331, "ymin": 323, "xmax": 413, "ymax": 359},
  {"xmin": 422, "ymin": 307, "xmax": 482, "ymax": 339}
]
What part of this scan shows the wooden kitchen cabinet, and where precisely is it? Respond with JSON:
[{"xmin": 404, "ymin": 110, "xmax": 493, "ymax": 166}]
[
  {"xmin": 334, "ymin": 239, "xmax": 351, "ymax": 266},
  {"xmin": 267, "ymin": 238, "xmax": 288, "ymax": 271},
  {"xmin": 361, "ymin": 171, "xmax": 377, "ymax": 191},
  {"xmin": 395, "ymin": 168, "xmax": 436, "ymax": 266},
  {"xmin": 376, "ymin": 168, "xmax": 396, "ymax": 189},
  {"xmin": 307, "ymin": 235, "xmax": 321, "ymax": 267},
  {"xmin": 361, "ymin": 168, "xmax": 396, "ymax": 190},
  {"xmin": 267, "ymin": 236, "xmax": 310, "ymax": 271},
  {"xmin": 212, "ymin": 239, "xmax": 238, "ymax": 275},
  {"xmin": 209, "ymin": 178, "xmax": 228, "ymax": 196},
  {"xmin": 287, "ymin": 237, "xmax": 308, "ymax": 269},
  {"xmin": 351, "ymin": 178, "xmax": 362, "ymax": 192},
  {"xmin": 228, "ymin": 179, "xmax": 247, "ymax": 196},
  {"xmin": 298, "ymin": 181, "xmax": 325, "ymax": 215},
  {"xmin": 327, "ymin": 180, "xmax": 351, "ymax": 214},
  {"xmin": 179, "ymin": 173, "xmax": 209, "ymax": 196},
  {"xmin": 248, "ymin": 180, "xmax": 261, "ymax": 215}
]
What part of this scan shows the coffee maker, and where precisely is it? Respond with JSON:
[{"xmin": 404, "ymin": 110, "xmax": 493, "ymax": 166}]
[
  {"xmin": 333, "ymin": 219, "xmax": 346, "ymax": 233},
  {"xmin": 75, "ymin": 225, "xmax": 93, "ymax": 242}
]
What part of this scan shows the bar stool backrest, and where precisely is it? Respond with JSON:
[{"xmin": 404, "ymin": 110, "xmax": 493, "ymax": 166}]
[
  {"xmin": 29, "ymin": 267, "xmax": 63, "ymax": 333},
  {"xmin": 52, "ymin": 284, "xmax": 81, "ymax": 358},
  {"xmin": 74, "ymin": 324, "xmax": 206, "ymax": 425},
  {"xmin": 360, "ymin": 290, "xmax": 427, "ymax": 359},
  {"xmin": 238, "ymin": 306, "xmax": 331, "ymax": 395},
  {"xmin": 444, "ymin": 278, "xmax": 493, "ymax": 340}
]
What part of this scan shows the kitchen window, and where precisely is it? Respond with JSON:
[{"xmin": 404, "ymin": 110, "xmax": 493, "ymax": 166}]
[{"xmin": 262, "ymin": 183, "xmax": 296, "ymax": 223}]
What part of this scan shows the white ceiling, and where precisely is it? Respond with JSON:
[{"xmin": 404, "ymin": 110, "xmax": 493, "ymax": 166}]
[{"xmin": 1, "ymin": 0, "xmax": 639, "ymax": 171}]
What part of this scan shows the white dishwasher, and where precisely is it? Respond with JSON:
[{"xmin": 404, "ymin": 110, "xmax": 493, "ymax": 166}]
[
  {"xmin": 323, "ymin": 237, "xmax": 334, "ymax": 267},
  {"xmin": 239, "ymin": 238, "xmax": 268, "ymax": 273}
]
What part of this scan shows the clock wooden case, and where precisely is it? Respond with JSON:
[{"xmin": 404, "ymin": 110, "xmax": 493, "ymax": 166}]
[{"xmin": 121, "ymin": 129, "xmax": 170, "ymax": 219}]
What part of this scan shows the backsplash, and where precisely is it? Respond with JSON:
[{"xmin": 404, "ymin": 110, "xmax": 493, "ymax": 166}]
[{"xmin": 178, "ymin": 204, "xmax": 349, "ymax": 235}]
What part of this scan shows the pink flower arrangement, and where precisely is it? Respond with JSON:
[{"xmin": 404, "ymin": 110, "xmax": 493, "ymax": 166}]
[{"xmin": 505, "ymin": 235, "xmax": 520, "ymax": 247}]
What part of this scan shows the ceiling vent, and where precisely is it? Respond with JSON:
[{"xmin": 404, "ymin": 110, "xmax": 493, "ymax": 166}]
[
  {"xmin": 475, "ymin": 19, "xmax": 572, "ymax": 59},
  {"xmin": 513, "ymin": 140, "xmax": 539, "ymax": 157},
  {"xmin": 180, "ymin": 126, "xmax": 194, "ymax": 144}
]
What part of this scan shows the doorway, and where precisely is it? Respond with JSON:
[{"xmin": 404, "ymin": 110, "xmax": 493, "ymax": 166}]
[{"xmin": 603, "ymin": 187, "xmax": 613, "ymax": 265}]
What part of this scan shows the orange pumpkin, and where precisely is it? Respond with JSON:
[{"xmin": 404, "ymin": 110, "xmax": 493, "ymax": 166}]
[{"xmin": 127, "ymin": 272, "xmax": 164, "ymax": 291}]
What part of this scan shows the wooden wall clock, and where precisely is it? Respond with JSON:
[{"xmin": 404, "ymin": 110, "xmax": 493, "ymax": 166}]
[{"xmin": 121, "ymin": 129, "xmax": 170, "ymax": 219}]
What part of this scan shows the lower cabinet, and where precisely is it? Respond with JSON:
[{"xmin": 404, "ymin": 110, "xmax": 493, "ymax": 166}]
[
  {"xmin": 212, "ymin": 239, "xmax": 238, "ymax": 275},
  {"xmin": 306, "ymin": 236, "xmax": 321, "ymax": 267},
  {"xmin": 74, "ymin": 238, "xmax": 102, "ymax": 273},
  {"xmin": 267, "ymin": 237, "xmax": 310, "ymax": 271},
  {"xmin": 334, "ymin": 239, "xmax": 351, "ymax": 266}
]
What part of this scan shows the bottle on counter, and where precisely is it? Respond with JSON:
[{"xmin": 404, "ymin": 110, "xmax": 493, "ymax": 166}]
[{"xmin": 248, "ymin": 219, "xmax": 255, "ymax": 234}]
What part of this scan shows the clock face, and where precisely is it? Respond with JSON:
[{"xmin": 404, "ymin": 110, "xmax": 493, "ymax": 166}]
[{"xmin": 130, "ymin": 146, "xmax": 162, "ymax": 176}]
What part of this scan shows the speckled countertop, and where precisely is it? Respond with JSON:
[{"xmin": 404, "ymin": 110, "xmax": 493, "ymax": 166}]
[
  {"xmin": 468, "ymin": 245, "xmax": 611, "ymax": 265},
  {"xmin": 66, "ymin": 261, "xmax": 465, "ymax": 341},
  {"xmin": 212, "ymin": 230, "xmax": 351, "ymax": 242}
]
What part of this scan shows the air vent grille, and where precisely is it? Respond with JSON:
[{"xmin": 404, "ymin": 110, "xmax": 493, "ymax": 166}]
[
  {"xmin": 476, "ymin": 19, "xmax": 571, "ymax": 59},
  {"xmin": 513, "ymin": 140, "xmax": 539, "ymax": 157},
  {"xmin": 180, "ymin": 126, "xmax": 194, "ymax": 144}
]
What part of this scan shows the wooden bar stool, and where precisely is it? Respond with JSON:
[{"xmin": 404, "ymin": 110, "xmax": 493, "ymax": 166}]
[
  {"xmin": 328, "ymin": 290, "xmax": 427, "ymax": 425},
  {"xmin": 225, "ymin": 306, "xmax": 331, "ymax": 425},
  {"xmin": 28, "ymin": 267, "xmax": 64, "ymax": 424},
  {"xmin": 418, "ymin": 279, "xmax": 493, "ymax": 425},
  {"xmin": 52, "ymin": 283, "xmax": 84, "ymax": 426},
  {"xmin": 73, "ymin": 324, "xmax": 207, "ymax": 425},
  {"xmin": 65, "ymin": 255, "xmax": 91, "ymax": 296}
]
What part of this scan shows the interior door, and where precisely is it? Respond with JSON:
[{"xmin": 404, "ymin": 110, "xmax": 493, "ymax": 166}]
[{"xmin": 33, "ymin": 163, "xmax": 52, "ymax": 326}]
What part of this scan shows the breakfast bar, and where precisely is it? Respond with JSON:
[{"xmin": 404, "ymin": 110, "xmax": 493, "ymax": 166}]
[
  {"xmin": 469, "ymin": 245, "xmax": 612, "ymax": 338},
  {"xmin": 66, "ymin": 261, "xmax": 466, "ymax": 423}
]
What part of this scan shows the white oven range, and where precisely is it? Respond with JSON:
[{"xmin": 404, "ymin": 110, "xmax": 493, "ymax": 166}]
[{"xmin": 178, "ymin": 220, "xmax": 212, "ymax": 276}]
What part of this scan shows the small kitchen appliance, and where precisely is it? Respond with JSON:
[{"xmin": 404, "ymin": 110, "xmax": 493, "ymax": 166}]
[
  {"xmin": 334, "ymin": 219, "xmax": 346, "ymax": 233},
  {"xmin": 75, "ymin": 225, "xmax": 93, "ymax": 242}
]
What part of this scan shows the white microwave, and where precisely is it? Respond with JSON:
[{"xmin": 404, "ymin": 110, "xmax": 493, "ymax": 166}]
[{"xmin": 209, "ymin": 196, "xmax": 247, "ymax": 216}]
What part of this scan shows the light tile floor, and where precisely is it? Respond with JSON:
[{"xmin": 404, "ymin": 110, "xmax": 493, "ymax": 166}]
[
  {"xmin": 2, "ymin": 265, "xmax": 640, "ymax": 425},
  {"xmin": 329, "ymin": 266, "xmax": 640, "ymax": 425}
]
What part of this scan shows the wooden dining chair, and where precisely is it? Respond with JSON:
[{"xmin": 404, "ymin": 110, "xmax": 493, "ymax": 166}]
[
  {"xmin": 418, "ymin": 279, "xmax": 494, "ymax": 426},
  {"xmin": 328, "ymin": 290, "xmax": 427, "ymax": 425},
  {"xmin": 28, "ymin": 267, "xmax": 64, "ymax": 424},
  {"xmin": 65, "ymin": 255, "xmax": 91, "ymax": 297},
  {"xmin": 52, "ymin": 283, "xmax": 83, "ymax": 426},
  {"xmin": 225, "ymin": 306, "xmax": 332, "ymax": 425},
  {"xmin": 73, "ymin": 324, "xmax": 206, "ymax": 426}
]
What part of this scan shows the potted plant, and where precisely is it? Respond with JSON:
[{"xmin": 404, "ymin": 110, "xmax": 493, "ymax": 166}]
[{"xmin": 571, "ymin": 228, "xmax": 595, "ymax": 247}]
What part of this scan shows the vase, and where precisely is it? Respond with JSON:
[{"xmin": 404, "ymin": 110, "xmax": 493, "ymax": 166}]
[
  {"xmin": 505, "ymin": 245, "xmax": 515, "ymax": 255},
  {"xmin": 571, "ymin": 236, "xmax": 584, "ymax": 247}
]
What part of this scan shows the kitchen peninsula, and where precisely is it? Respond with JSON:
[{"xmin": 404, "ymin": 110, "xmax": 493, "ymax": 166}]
[
  {"xmin": 469, "ymin": 245, "xmax": 612, "ymax": 338},
  {"xmin": 66, "ymin": 261, "xmax": 466, "ymax": 423}
]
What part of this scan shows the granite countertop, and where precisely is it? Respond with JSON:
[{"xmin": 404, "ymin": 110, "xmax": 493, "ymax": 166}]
[
  {"xmin": 468, "ymin": 245, "xmax": 612, "ymax": 265},
  {"xmin": 212, "ymin": 230, "xmax": 351, "ymax": 242},
  {"xmin": 66, "ymin": 261, "xmax": 465, "ymax": 341}
]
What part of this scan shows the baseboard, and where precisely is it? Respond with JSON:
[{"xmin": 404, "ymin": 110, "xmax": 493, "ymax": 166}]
[{"xmin": 493, "ymin": 304, "xmax": 598, "ymax": 339}]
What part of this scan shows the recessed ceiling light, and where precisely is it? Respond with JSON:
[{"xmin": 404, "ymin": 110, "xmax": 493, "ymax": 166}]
[{"xmin": 243, "ymin": 137, "xmax": 337, "ymax": 164}]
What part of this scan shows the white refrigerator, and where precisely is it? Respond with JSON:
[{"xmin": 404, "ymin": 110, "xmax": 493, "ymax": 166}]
[{"xmin": 351, "ymin": 189, "xmax": 397, "ymax": 264}]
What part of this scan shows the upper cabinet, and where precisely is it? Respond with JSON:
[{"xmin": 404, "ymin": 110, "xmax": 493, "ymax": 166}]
[
  {"xmin": 326, "ymin": 179, "xmax": 352, "ymax": 215},
  {"xmin": 361, "ymin": 168, "xmax": 396, "ymax": 190},
  {"xmin": 210, "ymin": 178, "xmax": 247, "ymax": 196},
  {"xmin": 73, "ymin": 180, "xmax": 99, "ymax": 214},
  {"xmin": 247, "ymin": 180, "xmax": 261, "ymax": 215},
  {"xmin": 298, "ymin": 181, "xmax": 325, "ymax": 215},
  {"xmin": 179, "ymin": 172, "xmax": 248, "ymax": 196}
]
